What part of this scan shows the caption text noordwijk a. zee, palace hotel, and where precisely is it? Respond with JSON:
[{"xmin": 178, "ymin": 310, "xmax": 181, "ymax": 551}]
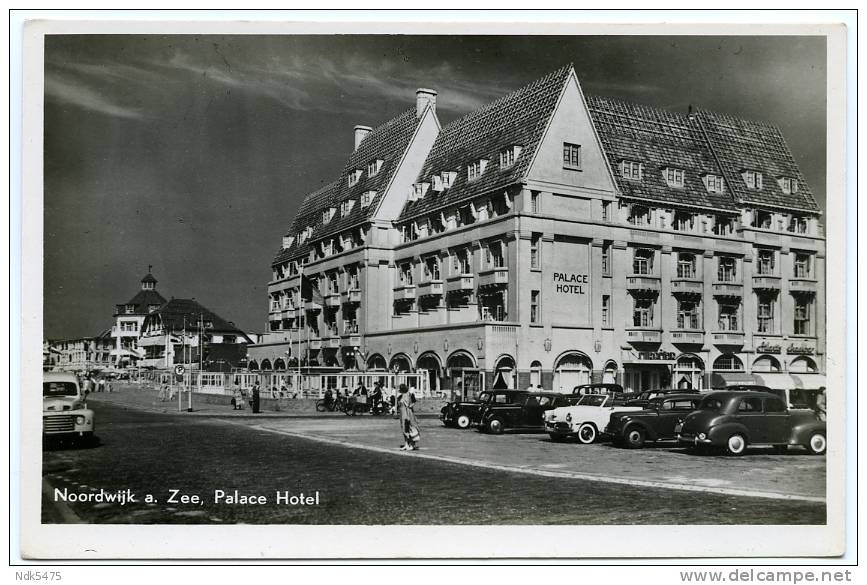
[{"xmin": 248, "ymin": 65, "xmax": 825, "ymax": 396}]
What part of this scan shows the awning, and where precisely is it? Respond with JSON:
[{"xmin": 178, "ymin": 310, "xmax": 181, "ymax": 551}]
[
  {"xmin": 790, "ymin": 373, "xmax": 826, "ymax": 390},
  {"xmin": 109, "ymin": 348, "xmax": 145, "ymax": 358},
  {"xmin": 711, "ymin": 372, "xmax": 756, "ymax": 387},
  {"xmin": 753, "ymin": 373, "xmax": 804, "ymax": 389}
]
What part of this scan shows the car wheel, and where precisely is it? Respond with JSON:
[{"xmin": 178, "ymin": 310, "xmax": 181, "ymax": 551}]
[
  {"xmin": 806, "ymin": 432, "xmax": 826, "ymax": 455},
  {"xmin": 456, "ymin": 414, "xmax": 471, "ymax": 429},
  {"xmin": 487, "ymin": 418, "xmax": 504, "ymax": 435},
  {"xmin": 724, "ymin": 434, "xmax": 747, "ymax": 456},
  {"xmin": 624, "ymin": 427, "xmax": 646, "ymax": 449},
  {"xmin": 576, "ymin": 423, "xmax": 597, "ymax": 444}
]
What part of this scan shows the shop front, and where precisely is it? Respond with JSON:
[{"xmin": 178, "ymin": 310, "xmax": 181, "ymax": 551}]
[{"xmin": 621, "ymin": 350, "xmax": 676, "ymax": 393}]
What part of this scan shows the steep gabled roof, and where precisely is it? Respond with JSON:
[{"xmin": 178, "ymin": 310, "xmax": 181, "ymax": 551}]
[
  {"xmin": 117, "ymin": 289, "xmax": 167, "ymax": 315},
  {"xmin": 145, "ymin": 298, "xmax": 251, "ymax": 341},
  {"xmin": 586, "ymin": 95, "xmax": 739, "ymax": 212},
  {"xmin": 272, "ymin": 108, "xmax": 423, "ymax": 266},
  {"xmin": 397, "ymin": 65, "xmax": 572, "ymax": 222},
  {"xmin": 695, "ymin": 110, "xmax": 820, "ymax": 212}
]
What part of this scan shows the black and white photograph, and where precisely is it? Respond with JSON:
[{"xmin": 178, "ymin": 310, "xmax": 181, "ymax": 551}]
[{"xmin": 16, "ymin": 14, "xmax": 851, "ymax": 562}]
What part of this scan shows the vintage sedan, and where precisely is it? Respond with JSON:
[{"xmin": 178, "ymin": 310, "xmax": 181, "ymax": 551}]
[
  {"xmin": 676, "ymin": 391, "xmax": 826, "ymax": 456},
  {"xmin": 440, "ymin": 390, "xmax": 527, "ymax": 429},
  {"xmin": 477, "ymin": 392, "xmax": 575, "ymax": 434},
  {"xmin": 625, "ymin": 388, "xmax": 700, "ymax": 408},
  {"xmin": 43, "ymin": 372, "xmax": 95, "ymax": 443},
  {"xmin": 544, "ymin": 393, "xmax": 643, "ymax": 443},
  {"xmin": 606, "ymin": 393, "xmax": 703, "ymax": 448}
]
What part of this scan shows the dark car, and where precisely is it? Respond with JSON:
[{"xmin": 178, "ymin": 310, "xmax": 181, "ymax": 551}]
[
  {"xmin": 440, "ymin": 390, "xmax": 527, "ymax": 429},
  {"xmin": 478, "ymin": 392, "xmax": 576, "ymax": 434},
  {"xmin": 625, "ymin": 388, "xmax": 700, "ymax": 408},
  {"xmin": 606, "ymin": 393, "xmax": 703, "ymax": 448},
  {"xmin": 571, "ymin": 383, "xmax": 625, "ymax": 396},
  {"xmin": 676, "ymin": 391, "xmax": 826, "ymax": 456}
]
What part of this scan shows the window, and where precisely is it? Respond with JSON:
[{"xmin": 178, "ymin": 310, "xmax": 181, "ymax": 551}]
[
  {"xmin": 322, "ymin": 208, "xmax": 335, "ymax": 224},
  {"xmin": 367, "ymin": 159, "xmax": 383, "ymax": 177},
  {"xmin": 789, "ymin": 216, "xmax": 808, "ymax": 234},
  {"xmin": 738, "ymin": 396, "xmax": 763, "ymax": 413},
  {"xmin": 500, "ymin": 145, "xmax": 522, "ymax": 168},
  {"xmin": 601, "ymin": 201, "xmax": 611, "ymax": 221},
  {"xmin": 794, "ymin": 297, "xmax": 811, "ymax": 335},
  {"xmin": 664, "ymin": 168, "xmax": 686, "ymax": 188},
  {"xmin": 530, "ymin": 233, "xmax": 541, "ymax": 269},
  {"xmin": 530, "ymin": 191, "xmax": 540, "ymax": 213},
  {"xmin": 743, "ymin": 170, "xmax": 763, "ymax": 190},
  {"xmin": 633, "ymin": 248, "xmax": 654, "ymax": 275},
  {"xmin": 714, "ymin": 216, "xmax": 735, "ymax": 236},
  {"xmin": 440, "ymin": 171, "xmax": 457, "ymax": 189},
  {"xmin": 563, "ymin": 143, "xmax": 582, "ymax": 169},
  {"xmin": 467, "ymin": 159, "xmax": 488, "ymax": 181},
  {"xmin": 677, "ymin": 253, "xmax": 696, "ymax": 279},
  {"xmin": 530, "ymin": 290, "xmax": 540, "ymax": 324},
  {"xmin": 602, "ymin": 241, "xmax": 612, "ymax": 275},
  {"xmin": 756, "ymin": 250, "xmax": 775, "ymax": 275},
  {"xmin": 348, "ymin": 169, "xmax": 362, "ymax": 187},
  {"xmin": 757, "ymin": 295, "xmax": 774, "ymax": 333},
  {"xmin": 400, "ymin": 263, "xmax": 414, "ymax": 286},
  {"xmin": 677, "ymin": 299, "xmax": 700, "ymax": 330},
  {"xmin": 424, "ymin": 257, "xmax": 441, "ymax": 281},
  {"xmin": 602, "ymin": 295, "xmax": 610, "ymax": 327},
  {"xmin": 704, "ymin": 174, "xmax": 724, "ymax": 193},
  {"xmin": 628, "ymin": 204, "xmax": 651, "ymax": 226},
  {"xmin": 459, "ymin": 250, "xmax": 472, "ymax": 274},
  {"xmin": 717, "ymin": 256, "xmax": 737, "ymax": 282},
  {"xmin": 673, "ymin": 211, "xmax": 695, "ymax": 231},
  {"xmin": 714, "ymin": 354, "xmax": 744, "ymax": 371},
  {"xmin": 633, "ymin": 298, "xmax": 655, "ymax": 327},
  {"xmin": 488, "ymin": 242, "xmax": 505, "ymax": 268},
  {"xmin": 340, "ymin": 199, "xmax": 355, "ymax": 217},
  {"xmin": 328, "ymin": 273, "xmax": 339, "ymax": 295},
  {"xmin": 360, "ymin": 191, "xmax": 376, "ymax": 208},
  {"xmin": 125, "ymin": 304, "xmax": 135, "ymax": 314},
  {"xmin": 412, "ymin": 182, "xmax": 430, "ymax": 200},
  {"xmin": 752, "ymin": 210, "xmax": 773, "ymax": 230},
  {"xmin": 794, "ymin": 253, "xmax": 811, "ymax": 278},
  {"xmin": 620, "ymin": 160, "xmax": 643, "ymax": 180},
  {"xmin": 718, "ymin": 302, "xmax": 740, "ymax": 331},
  {"xmin": 778, "ymin": 176, "xmax": 799, "ymax": 194}
]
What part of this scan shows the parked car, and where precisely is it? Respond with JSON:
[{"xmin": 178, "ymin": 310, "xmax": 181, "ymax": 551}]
[
  {"xmin": 625, "ymin": 388, "xmax": 701, "ymax": 408},
  {"xmin": 571, "ymin": 383, "xmax": 625, "ymax": 396},
  {"xmin": 441, "ymin": 390, "xmax": 528, "ymax": 429},
  {"xmin": 606, "ymin": 393, "xmax": 703, "ymax": 448},
  {"xmin": 544, "ymin": 393, "xmax": 643, "ymax": 443},
  {"xmin": 477, "ymin": 392, "xmax": 576, "ymax": 434},
  {"xmin": 43, "ymin": 371, "xmax": 95, "ymax": 444},
  {"xmin": 676, "ymin": 391, "xmax": 826, "ymax": 456}
]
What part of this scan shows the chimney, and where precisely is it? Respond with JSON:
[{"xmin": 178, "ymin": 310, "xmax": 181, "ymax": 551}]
[
  {"xmin": 354, "ymin": 125, "xmax": 372, "ymax": 151},
  {"xmin": 416, "ymin": 88, "xmax": 437, "ymax": 118}
]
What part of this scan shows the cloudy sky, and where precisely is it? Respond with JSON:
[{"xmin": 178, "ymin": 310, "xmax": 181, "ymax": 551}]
[{"xmin": 43, "ymin": 34, "xmax": 827, "ymax": 339}]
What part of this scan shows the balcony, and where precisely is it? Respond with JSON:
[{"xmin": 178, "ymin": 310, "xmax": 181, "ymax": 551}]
[
  {"xmin": 341, "ymin": 288, "xmax": 362, "ymax": 305},
  {"xmin": 394, "ymin": 284, "xmax": 417, "ymax": 300},
  {"xmin": 712, "ymin": 282, "xmax": 743, "ymax": 297},
  {"xmin": 626, "ymin": 275, "xmax": 661, "ymax": 294},
  {"xmin": 269, "ymin": 312, "xmax": 282, "ymax": 322},
  {"xmin": 309, "ymin": 338, "xmax": 322, "ymax": 351},
  {"xmin": 304, "ymin": 300, "xmax": 322, "ymax": 312},
  {"xmin": 670, "ymin": 330, "xmax": 705, "ymax": 345},
  {"xmin": 752, "ymin": 275, "xmax": 782, "ymax": 291},
  {"xmin": 325, "ymin": 293, "xmax": 341, "ymax": 308},
  {"xmin": 789, "ymin": 278, "xmax": 818, "ymax": 294},
  {"xmin": 712, "ymin": 331, "xmax": 745, "ymax": 346},
  {"xmin": 341, "ymin": 334, "xmax": 362, "ymax": 347},
  {"xmin": 324, "ymin": 336, "xmax": 341, "ymax": 349},
  {"xmin": 670, "ymin": 278, "xmax": 703, "ymax": 296},
  {"xmin": 625, "ymin": 328, "xmax": 662, "ymax": 343},
  {"xmin": 417, "ymin": 279, "xmax": 444, "ymax": 297},
  {"xmin": 478, "ymin": 267, "xmax": 509, "ymax": 288},
  {"xmin": 446, "ymin": 274, "xmax": 474, "ymax": 293}
]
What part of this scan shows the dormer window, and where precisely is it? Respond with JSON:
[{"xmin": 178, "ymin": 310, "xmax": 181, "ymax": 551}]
[
  {"xmin": 704, "ymin": 174, "xmax": 724, "ymax": 194},
  {"xmin": 432, "ymin": 175, "xmax": 444, "ymax": 192},
  {"xmin": 663, "ymin": 167, "xmax": 686, "ymax": 188},
  {"xmin": 441, "ymin": 171, "xmax": 457, "ymax": 189},
  {"xmin": 348, "ymin": 169, "xmax": 363, "ymax": 188},
  {"xmin": 360, "ymin": 190, "xmax": 376, "ymax": 208},
  {"xmin": 412, "ymin": 182, "xmax": 430, "ymax": 200},
  {"xmin": 778, "ymin": 177, "xmax": 799, "ymax": 194},
  {"xmin": 500, "ymin": 145, "xmax": 522, "ymax": 168},
  {"xmin": 299, "ymin": 226, "xmax": 313, "ymax": 243},
  {"xmin": 367, "ymin": 159, "xmax": 383, "ymax": 177},
  {"xmin": 340, "ymin": 200, "xmax": 355, "ymax": 217},
  {"xmin": 620, "ymin": 160, "xmax": 643, "ymax": 180},
  {"xmin": 562, "ymin": 143, "xmax": 581, "ymax": 170},
  {"xmin": 743, "ymin": 170, "xmax": 763, "ymax": 190},
  {"xmin": 322, "ymin": 208, "xmax": 336, "ymax": 224},
  {"xmin": 467, "ymin": 159, "xmax": 488, "ymax": 181}
]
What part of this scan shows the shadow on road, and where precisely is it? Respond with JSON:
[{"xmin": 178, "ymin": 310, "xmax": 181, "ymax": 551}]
[{"xmin": 43, "ymin": 435, "xmax": 103, "ymax": 451}]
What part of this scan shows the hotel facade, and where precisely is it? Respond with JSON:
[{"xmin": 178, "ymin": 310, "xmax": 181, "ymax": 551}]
[{"xmin": 248, "ymin": 66, "xmax": 825, "ymax": 397}]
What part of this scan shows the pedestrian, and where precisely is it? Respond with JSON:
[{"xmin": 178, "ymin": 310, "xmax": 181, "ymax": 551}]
[
  {"xmin": 251, "ymin": 382, "xmax": 261, "ymax": 414},
  {"xmin": 105, "ymin": 378, "xmax": 113, "ymax": 393},
  {"xmin": 280, "ymin": 384, "xmax": 289, "ymax": 398},
  {"xmin": 96, "ymin": 377, "xmax": 105, "ymax": 393},
  {"xmin": 814, "ymin": 387, "xmax": 827, "ymax": 421},
  {"xmin": 232, "ymin": 386, "xmax": 244, "ymax": 410},
  {"xmin": 396, "ymin": 383, "xmax": 420, "ymax": 451}
]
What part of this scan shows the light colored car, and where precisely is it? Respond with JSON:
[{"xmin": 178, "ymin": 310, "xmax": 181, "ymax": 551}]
[
  {"xmin": 544, "ymin": 393, "xmax": 642, "ymax": 443},
  {"xmin": 43, "ymin": 372, "xmax": 95, "ymax": 442}
]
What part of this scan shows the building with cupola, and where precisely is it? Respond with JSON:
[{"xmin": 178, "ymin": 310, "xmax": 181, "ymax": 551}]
[
  {"xmin": 249, "ymin": 65, "xmax": 825, "ymax": 397},
  {"xmin": 110, "ymin": 270, "xmax": 167, "ymax": 369}
]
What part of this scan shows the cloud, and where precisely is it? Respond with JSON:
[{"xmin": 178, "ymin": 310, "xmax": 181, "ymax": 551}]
[{"xmin": 44, "ymin": 72, "xmax": 147, "ymax": 120}]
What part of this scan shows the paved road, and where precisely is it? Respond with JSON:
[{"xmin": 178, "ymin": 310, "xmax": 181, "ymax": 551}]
[{"xmin": 42, "ymin": 399, "xmax": 825, "ymax": 525}]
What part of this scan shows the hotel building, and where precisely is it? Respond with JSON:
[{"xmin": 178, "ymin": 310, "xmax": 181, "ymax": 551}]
[{"xmin": 249, "ymin": 65, "xmax": 825, "ymax": 396}]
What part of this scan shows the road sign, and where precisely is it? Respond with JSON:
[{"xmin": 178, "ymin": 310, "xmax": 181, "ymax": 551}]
[{"xmin": 174, "ymin": 365, "xmax": 185, "ymax": 376}]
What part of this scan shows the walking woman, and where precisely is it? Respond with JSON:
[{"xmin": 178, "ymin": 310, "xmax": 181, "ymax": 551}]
[{"xmin": 396, "ymin": 383, "xmax": 420, "ymax": 451}]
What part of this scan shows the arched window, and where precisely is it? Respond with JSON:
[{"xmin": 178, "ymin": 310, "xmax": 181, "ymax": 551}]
[
  {"xmin": 417, "ymin": 352, "xmax": 443, "ymax": 395},
  {"xmin": 752, "ymin": 355, "xmax": 781, "ymax": 373},
  {"xmin": 529, "ymin": 360, "xmax": 542, "ymax": 388},
  {"xmin": 713, "ymin": 354, "xmax": 743, "ymax": 371},
  {"xmin": 603, "ymin": 360, "xmax": 618, "ymax": 384},
  {"xmin": 674, "ymin": 354, "xmax": 705, "ymax": 389},
  {"xmin": 789, "ymin": 356, "xmax": 818, "ymax": 373},
  {"xmin": 492, "ymin": 355, "xmax": 515, "ymax": 389},
  {"xmin": 389, "ymin": 353, "xmax": 412, "ymax": 373},
  {"xmin": 260, "ymin": 359, "xmax": 273, "ymax": 371},
  {"xmin": 273, "ymin": 358, "xmax": 286, "ymax": 371},
  {"xmin": 367, "ymin": 354, "xmax": 387, "ymax": 370},
  {"xmin": 248, "ymin": 360, "xmax": 259, "ymax": 371},
  {"xmin": 554, "ymin": 352, "xmax": 593, "ymax": 393}
]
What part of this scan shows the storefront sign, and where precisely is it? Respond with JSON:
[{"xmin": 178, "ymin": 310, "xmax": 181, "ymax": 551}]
[
  {"xmin": 637, "ymin": 351, "xmax": 676, "ymax": 361},
  {"xmin": 787, "ymin": 344, "xmax": 815, "ymax": 355},
  {"xmin": 756, "ymin": 343, "xmax": 782, "ymax": 354},
  {"xmin": 553, "ymin": 272, "xmax": 589, "ymax": 295}
]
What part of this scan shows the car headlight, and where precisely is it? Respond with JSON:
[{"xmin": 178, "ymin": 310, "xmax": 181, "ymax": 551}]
[
  {"xmin": 565, "ymin": 413, "xmax": 572, "ymax": 422},
  {"xmin": 698, "ymin": 432, "xmax": 707, "ymax": 440},
  {"xmin": 75, "ymin": 415, "xmax": 86, "ymax": 425}
]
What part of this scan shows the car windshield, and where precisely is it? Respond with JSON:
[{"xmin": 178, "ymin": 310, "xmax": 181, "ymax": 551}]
[
  {"xmin": 698, "ymin": 396, "xmax": 726, "ymax": 412},
  {"xmin": 577, "ymin": 395, "xmax": 607, "ymax": 407},
  {"xmin": 43, "ymin": 381, "xmax": 79, "ymax": 397},
  {"xmin": 477, "ymin": 392, "xmax": 492, "ymax": 403}
]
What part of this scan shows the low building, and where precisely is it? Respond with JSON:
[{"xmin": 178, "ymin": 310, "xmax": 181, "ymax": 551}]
[
  {"xmin": 138, "ymin": 298, "xmax": 253, "ymax": 371},
  {"xmin": 250, "ymin": 65, "xmax": 825, "ymax": 397},
  {"xmin": 48, "ymin": 329, "xmax": 114, "ymax": 373}
]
